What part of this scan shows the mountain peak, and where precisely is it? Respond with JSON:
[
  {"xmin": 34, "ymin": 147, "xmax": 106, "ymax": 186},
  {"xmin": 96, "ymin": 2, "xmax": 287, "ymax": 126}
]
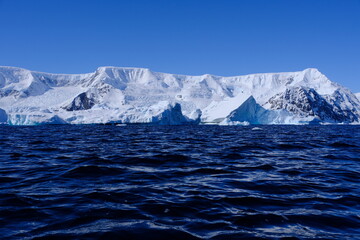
[
  {"xmin": 355, "ymin": 93, "xmax": 360, "ymax": 101},
  {"xmin": 0, "ymin": 66, "xmax": 359, "ymax": 125},
  {"xmin": 96, "ymin": 66, "xmax": 150, "ymax": 72},
  {"xmin": 303, "ymin": 68, "xmax": 320, "ymax": 73}
]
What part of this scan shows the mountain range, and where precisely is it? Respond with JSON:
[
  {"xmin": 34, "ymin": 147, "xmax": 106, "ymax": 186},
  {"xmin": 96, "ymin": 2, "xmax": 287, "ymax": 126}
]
[{"xmin": 0, "ymin": 66, "xmax": 359, "ymax": 125}]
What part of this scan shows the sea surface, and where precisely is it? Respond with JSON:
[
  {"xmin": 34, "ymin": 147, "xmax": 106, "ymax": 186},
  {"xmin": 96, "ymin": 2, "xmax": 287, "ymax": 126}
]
[{"xmin": 0, "ymin": 125, "xmax": 359, "ymax": 239}]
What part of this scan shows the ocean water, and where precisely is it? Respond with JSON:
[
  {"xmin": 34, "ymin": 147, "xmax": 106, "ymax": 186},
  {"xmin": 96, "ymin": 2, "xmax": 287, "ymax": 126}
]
[{"xmin": 0, "ymin": 125, "xmax": 359, "ymax": 240}]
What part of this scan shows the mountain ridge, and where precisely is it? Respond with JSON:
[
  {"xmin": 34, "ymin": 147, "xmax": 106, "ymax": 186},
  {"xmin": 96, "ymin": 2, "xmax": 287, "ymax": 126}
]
[
  {"xmin": 0, "ymin": 65, "xmax": 325, "ymax": 78},
  {"xmin": 0, "ymin": 66, "xmax": 359, "ymax": 125}
]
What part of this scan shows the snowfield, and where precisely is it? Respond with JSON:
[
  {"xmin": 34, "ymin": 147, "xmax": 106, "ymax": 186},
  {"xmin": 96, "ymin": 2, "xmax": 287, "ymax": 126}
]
[
  {"xmin": 355, "ymin": 93, "xmax": 360, "ymax": 101},
  {"xmin": 0, "ymin": 66, "xmax": 359, "ymax": 125}
]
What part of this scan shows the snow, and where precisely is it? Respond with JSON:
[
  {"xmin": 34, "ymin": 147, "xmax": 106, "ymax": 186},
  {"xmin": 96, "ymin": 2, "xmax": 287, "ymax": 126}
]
[
  {"xmin": 220, "ymin": 95, "xmax": 315, "ymax": 125},
  {"xmin": 355, "ymin": 93, "xmax": 360, "ymax": 101},
  {"xmin": 201, "ymin": 92, "xmax": 251, "ymax": 123},
  {"xmin": 0, "ymin": 66, "xmax": 359, "ymax": 125}
]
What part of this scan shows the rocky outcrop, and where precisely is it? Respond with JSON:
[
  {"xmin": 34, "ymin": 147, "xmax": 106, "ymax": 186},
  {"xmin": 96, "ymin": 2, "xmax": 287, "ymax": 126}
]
[
  {"xmin": 267, "ymin": 87, "xmax": 359, "ymax": 123},
  {"xmin": 64, "ymin": 92, "xmax": 96, "ymax": 111}
]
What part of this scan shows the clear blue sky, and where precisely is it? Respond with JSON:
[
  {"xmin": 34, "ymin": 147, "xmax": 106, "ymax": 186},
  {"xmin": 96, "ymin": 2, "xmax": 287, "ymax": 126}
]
[{"xmin": 0, "ymin": 0, "xmax": 359, "ymax": 92}]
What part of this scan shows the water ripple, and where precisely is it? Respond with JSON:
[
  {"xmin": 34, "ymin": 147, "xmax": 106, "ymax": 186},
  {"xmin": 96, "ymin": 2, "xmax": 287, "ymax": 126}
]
[{"xmin": 0, "ymin": 125, "xmax": 359, "ymax": 239}]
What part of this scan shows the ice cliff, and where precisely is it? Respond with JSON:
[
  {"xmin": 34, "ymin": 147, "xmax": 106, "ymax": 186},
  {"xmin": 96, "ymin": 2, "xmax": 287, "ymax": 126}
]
[{"xmin": 0, "ymin": 66, "xmax": 359, "ymax": 125}]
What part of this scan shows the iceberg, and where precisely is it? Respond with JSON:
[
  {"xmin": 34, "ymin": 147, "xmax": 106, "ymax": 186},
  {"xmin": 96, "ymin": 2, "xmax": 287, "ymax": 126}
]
[{"xmin": 0, "ymin": 108, "xmax": 7, "ymax": 124}]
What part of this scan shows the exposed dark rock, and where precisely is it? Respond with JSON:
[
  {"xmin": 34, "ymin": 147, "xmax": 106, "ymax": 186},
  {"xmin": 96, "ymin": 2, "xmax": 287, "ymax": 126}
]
[
  {"xmin": 64, "ymin": 92, "xmax": 96, "ymax": 111},
  {"xmin": 267, "ymin": 87, "xmax": 359, "ymax": 123}
]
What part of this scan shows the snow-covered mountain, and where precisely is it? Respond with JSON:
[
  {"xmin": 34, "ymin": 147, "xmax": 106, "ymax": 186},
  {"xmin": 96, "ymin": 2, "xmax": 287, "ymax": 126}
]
[
  {"xmin": 355, "ymin": 93, "xmax": 360, "ymax": 101},
  {"xmin": 0, "ymin": 66, "xmax": 359, "ymax": 125}
]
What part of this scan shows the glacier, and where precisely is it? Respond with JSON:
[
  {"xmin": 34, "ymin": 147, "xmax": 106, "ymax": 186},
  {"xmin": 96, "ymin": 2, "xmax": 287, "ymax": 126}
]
[{"xmin": 0, "ymin": 66, "xmax": 359, "ymax": 125}]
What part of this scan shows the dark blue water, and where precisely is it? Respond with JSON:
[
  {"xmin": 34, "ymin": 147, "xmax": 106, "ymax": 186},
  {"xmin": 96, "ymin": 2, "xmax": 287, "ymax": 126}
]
[{"xmin": 0, "ymin": 125, "xmax": 359, "ymax": 239}]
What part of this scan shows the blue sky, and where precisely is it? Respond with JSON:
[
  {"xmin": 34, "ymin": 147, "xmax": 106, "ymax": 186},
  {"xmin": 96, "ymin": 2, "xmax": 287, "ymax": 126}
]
[{"xmin": 0, "ymin": 0, "xmax": 359, "ymax": 92}]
